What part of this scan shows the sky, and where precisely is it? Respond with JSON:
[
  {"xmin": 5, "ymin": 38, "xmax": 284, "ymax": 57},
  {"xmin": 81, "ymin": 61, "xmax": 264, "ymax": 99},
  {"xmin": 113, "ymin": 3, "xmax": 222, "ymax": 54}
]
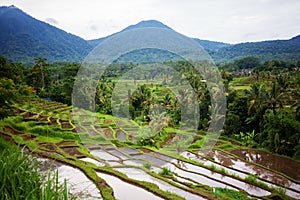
[{"xmin": 1, "ymin": 0, "xmax": 300, "ymax": 44}]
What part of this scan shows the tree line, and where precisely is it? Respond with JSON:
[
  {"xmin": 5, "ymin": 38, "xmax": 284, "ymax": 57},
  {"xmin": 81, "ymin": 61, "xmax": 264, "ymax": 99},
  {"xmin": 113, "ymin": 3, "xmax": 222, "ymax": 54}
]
[{"xmin": 0, "ymin": 55, "xmax": 299, "ymax": 159}]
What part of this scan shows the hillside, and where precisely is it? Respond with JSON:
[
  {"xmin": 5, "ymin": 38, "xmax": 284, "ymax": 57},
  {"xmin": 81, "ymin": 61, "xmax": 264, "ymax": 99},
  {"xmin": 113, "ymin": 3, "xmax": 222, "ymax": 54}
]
[{"xmin": 0, "ymin": 5, "xmax": 92, "ymax": 64}]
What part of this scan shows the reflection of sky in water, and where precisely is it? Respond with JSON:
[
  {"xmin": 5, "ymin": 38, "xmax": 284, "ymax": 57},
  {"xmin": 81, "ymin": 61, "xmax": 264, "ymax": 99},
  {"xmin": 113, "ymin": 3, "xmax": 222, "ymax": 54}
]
[
  {"xmin": 233, "ymin": 149, "xmax": 300, "ymax": 181},
  {"xmin": 169, "ymin": 158, "xmax": 270, "ymax": 196},
  {"xmin": 58, "ymin": 165, "xmax": 101, "ymax": 198},
  {"xmin": 90, "ymin": 149, "xmax": 120, "ymax": 161},
  {"xmin": 115, "ymin": 167, "xmax": 203, "ymax": 200},
  {"xmin": 97, "ymin": 172, "xmax": 162, "ymax": 200},
  {"xmin": 200, "ymin": 149, "xmax": 300, "ymax": 198},
  {"xmin": 88, "ymin": 145, "xmax": 299, "ymax": 199}
]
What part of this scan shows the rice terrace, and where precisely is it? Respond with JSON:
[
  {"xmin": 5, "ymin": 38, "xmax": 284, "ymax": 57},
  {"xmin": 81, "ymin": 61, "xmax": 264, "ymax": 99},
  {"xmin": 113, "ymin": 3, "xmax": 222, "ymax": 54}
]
[{"xmin": 1, "ymin": 3, "xmax": 300, "ymax": 200}]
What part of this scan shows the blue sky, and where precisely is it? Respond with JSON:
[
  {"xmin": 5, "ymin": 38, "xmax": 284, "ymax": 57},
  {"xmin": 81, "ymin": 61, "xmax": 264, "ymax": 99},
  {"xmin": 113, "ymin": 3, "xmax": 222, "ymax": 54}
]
[{"xmin": 1, "ymin": 0, "xmax": 300, "ymax": 43}]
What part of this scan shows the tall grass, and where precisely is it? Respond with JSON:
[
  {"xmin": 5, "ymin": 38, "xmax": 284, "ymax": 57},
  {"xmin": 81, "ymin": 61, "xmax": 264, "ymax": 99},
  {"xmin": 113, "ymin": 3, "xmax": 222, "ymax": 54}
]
[{"xmin": 0, "ymin": 138, "xmax": 72, "ymax": 199}]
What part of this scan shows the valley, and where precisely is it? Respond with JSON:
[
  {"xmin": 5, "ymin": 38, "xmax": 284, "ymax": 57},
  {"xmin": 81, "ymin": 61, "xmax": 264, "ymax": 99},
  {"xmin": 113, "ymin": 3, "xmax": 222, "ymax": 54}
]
[{"xmin": 1, "ymin": 97, "xmax": 299, "ymax": 199}]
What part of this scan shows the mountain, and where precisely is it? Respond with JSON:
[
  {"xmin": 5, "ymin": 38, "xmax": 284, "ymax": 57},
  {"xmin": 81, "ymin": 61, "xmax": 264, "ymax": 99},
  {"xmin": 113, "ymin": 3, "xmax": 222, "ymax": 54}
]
[
  {"xmin": 212, "ymin": 35, "xmax": 300, "ymax": 63},
  {"xmin": 0, "ymin": 5, "xmax": 92, "ymax": 64},
  {"xmin": 87, "ymin": 20, "xmax": 230, "ymax": 54},
  {"xmin": 87, "ymin": 20, "xmax": 173, "ymax": 47},
  {"xmin": 88, "ymin": 20, "xmax": 231, "ymax": 63},
  {"xmin": 0, "ymin": 6, "xmax": 299, "ymax": 64},
  {"xmin": 88, "ymin": 20, "xmax": 299, "ymax": 63}
]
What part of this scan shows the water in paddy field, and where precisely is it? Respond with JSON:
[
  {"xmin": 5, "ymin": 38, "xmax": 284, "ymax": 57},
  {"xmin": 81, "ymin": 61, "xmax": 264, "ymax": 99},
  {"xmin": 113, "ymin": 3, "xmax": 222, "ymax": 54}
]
[
  {"xmin": 96, "ymin": 172, "xmax": 163, "ymax": 200},
  {"xmin": 231, "ymin": 148, "xmax": 300, "ymax": 181}
]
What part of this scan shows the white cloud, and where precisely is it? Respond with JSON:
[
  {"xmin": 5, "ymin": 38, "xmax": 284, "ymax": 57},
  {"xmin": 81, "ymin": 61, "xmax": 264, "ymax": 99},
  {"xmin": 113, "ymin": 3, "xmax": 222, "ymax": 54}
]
[
  {"xmin": 45, "ymin": 18, "xmax": 59, "ymax": 25},
  {"xmin": 1, "ymin": 0, "xmax": 299, "ymax": 43}
]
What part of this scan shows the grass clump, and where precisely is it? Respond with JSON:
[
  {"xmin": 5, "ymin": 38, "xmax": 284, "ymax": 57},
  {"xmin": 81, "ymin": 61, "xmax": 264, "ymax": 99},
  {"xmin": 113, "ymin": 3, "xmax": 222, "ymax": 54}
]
[
  {"xmin": 209, "ymin": 164, "xmax": 217, "ymax": 171},
  {"xmin": 188, "ymin": 139, "xmax": 204, "ymax": 149},
  {"xmin": 143, "ymin": 161, "xmax": 152, "ymax": 170},
  {"xmin": 159, "ymin": 167, "xmax": 173, "ymax": 177},
  {"xmin": 220, "ymin": 167, "xmax": 228, "ymax": 174},
  {"xmin": 0, "ymin": 138, "xmax": 72, "ymax": 199},
  {"xmin": 245, "ymin": 174, "xmax": 268, "ymax": 188},
  {"xmin": 245, "ymin": 174, "xmax": 258, "ymax": 183},
  {"xmin": 274, "ymin": 187, "xmax": 286, "ymax": 196},
  {"xmin": 215, "ymin": 142, "xmax": 235, "ymax": 150},
  {"xmin": 215, "ymin": 187, "xmax": 254, "ymax": 200},
  {"xmin": 29, "ymin": 125, "xmax": 79, "ymax": 141},
  {"xmin": 271, "ymin": 186, "xmax": 287, "ymax": 197}
]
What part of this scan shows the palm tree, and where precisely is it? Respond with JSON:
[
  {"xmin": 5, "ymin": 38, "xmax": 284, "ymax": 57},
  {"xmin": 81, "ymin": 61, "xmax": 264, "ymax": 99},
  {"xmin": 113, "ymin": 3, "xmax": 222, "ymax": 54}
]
[
  {"xmin": 276, "ymin": 74, "xmax": 290, "ymax": 90},
  {"xmin": 246, "ymin": 83, "xmax": 268, "ymax": 134},
  {"xmin": 96, "ymin": 81, "xmax": 113, "ymax": 114},
  {"xmin": 130, "ymin": 84, "xmax": 152, "ymax": 120},
  {"xmin": 247, "ymin": 83, "xmax": 267, "ymax": 116},
  {"xmin": 265, "ymin": 83, "xmax": 284, "ymax": 114},
  {"xmin": 33, "ymin": 57, "xmax": 48, "ymax": 89}
]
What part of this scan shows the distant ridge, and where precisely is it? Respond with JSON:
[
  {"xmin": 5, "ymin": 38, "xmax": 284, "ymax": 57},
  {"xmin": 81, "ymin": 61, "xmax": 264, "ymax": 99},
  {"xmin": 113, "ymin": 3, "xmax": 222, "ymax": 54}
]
[{"xmin": 212, "ymin": 35, "xmax": 300, "ymax": 62}]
